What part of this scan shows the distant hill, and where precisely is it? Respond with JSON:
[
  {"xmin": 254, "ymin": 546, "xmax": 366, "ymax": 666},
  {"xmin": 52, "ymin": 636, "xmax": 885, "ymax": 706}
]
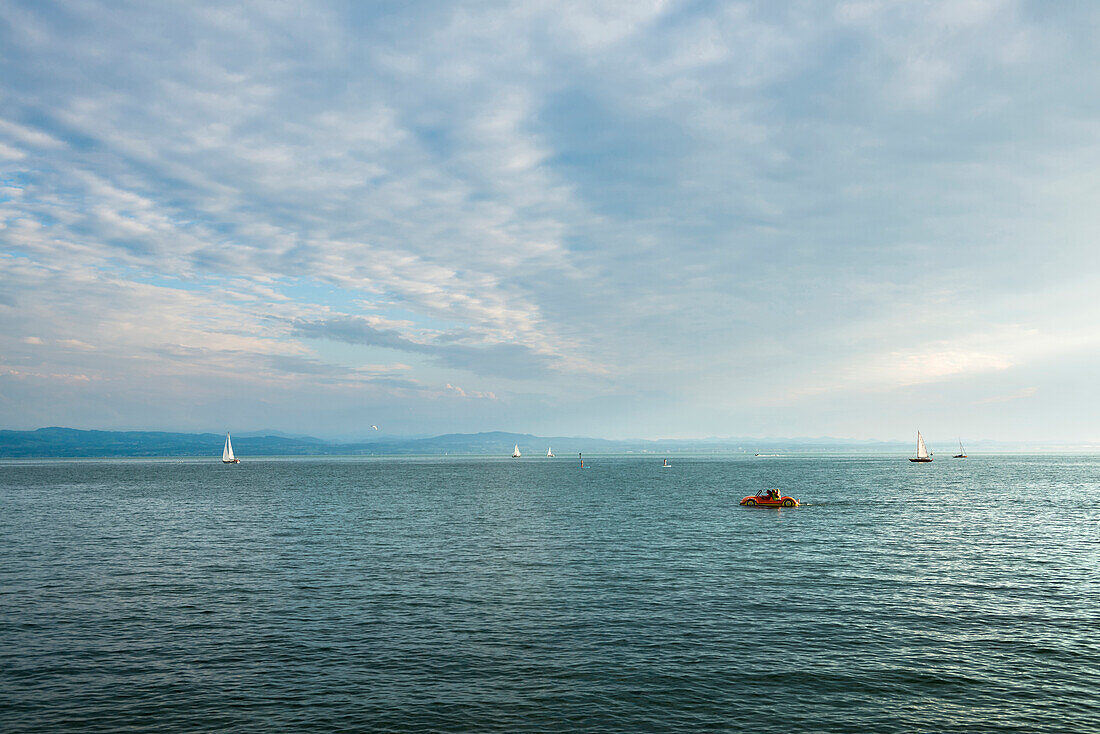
[
  {"xmin": 0, "ymin": 428, "xmax": 629, "ymax": 457},
  {"xmin": 232, "ymin": 429, "xmax": 327, "ymax": 443},
  {"xmin": 0, "ymin": 427, "xmax": 336, "ymax": 458},
  {"xmin": 0, "ymin": 427, "xmax": 1076, "ymax": 458},
  {"xmin": 0, "ymin": 424, "xmax": 888, "ymax": 459}
]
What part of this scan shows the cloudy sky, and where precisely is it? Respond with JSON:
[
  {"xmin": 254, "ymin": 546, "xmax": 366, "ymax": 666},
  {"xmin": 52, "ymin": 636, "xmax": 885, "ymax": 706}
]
[{"xmin": 2, "ymin": 0, "xmax": 1099, "ymax": 441}]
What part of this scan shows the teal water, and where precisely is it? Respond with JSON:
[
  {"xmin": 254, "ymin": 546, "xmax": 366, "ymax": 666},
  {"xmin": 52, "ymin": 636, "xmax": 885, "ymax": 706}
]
[{"xmin": 1, "ymin": 455, "xmax": 1097, "ymax": 732}]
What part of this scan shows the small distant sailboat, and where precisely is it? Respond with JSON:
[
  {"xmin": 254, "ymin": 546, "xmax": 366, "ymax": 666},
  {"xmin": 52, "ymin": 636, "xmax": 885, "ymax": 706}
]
[
  {"xmin": 909, "ymin": 431, "xmax": 932, "ymax": 463},
  {"xmin": 662, "ymin": 458, "xmax": 671, "ymax": 468},
  {"xmin": 547, "ymin": 447, "xmax": 554, "ymax": 457},
  {"xmin": 954, "ymin": 439, "xmax": 967, "ymax": 458},
  {"xmin": 512, "ymin": 444, "xmax": 521, "ymax": 458},
  {"xmin": 222, "ymin": 432, "xmax": 240, "ymax": 464}
]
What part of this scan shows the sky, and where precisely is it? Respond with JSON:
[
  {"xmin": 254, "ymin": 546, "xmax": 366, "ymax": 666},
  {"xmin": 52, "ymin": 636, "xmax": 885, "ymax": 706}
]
[{"xmin": 2, "ymin": 0, "xmax": 1100, "ymax": 442}]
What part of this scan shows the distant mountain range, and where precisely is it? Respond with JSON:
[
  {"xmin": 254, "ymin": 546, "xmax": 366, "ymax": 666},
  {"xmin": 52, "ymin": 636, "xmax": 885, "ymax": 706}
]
[
  {"xmin": 0, "ymin": 428, "xmax": 639, "ymax": 457},
  {"xmin": 0, "ymin": 427, "xmax": 1086, "ymax": 458}
]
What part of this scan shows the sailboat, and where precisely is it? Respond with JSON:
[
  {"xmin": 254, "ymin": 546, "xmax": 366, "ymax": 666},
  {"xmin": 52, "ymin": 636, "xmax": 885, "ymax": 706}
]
[
  {"xmin": 547, "ymin": 447, "xmax": 554, "ymax": 457},
  {"xmin": 662, "ymin": 458, "xmax": 671, "ymax": 468},
  {"xmin": 512, "ymin": 444, "xmax": 521, "ymax": 458},
  {"xmin": 909, "ymin": 431, "xmax": 932, "ymax": 462},
  {"xmin": 953, "ymin": 439, "xmax": 967, "ymax": 458},
  {"xmin": 222, "ymin": 432, "xmax": 240, "ymax": 464}
]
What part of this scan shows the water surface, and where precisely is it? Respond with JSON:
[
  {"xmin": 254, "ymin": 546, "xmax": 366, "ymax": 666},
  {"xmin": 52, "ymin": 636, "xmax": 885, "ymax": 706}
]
[{"xmin": 1, "ymin": 455, "xmax": 1097, "ymax": 732}]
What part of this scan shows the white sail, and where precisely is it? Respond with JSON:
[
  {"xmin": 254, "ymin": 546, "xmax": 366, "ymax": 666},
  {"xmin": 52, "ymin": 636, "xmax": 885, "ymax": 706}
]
[
  {"xmin": 916, "ymin": 431, "xmax": 929, "ymax": 459},
  {"xmin": 512, "ymin": 444, "xmax": 521, "ymax": 458},
  {"xmin": 547, "ymin": 447, "xmax": 553, "ymax": 457},
  {"xmin": 222, "ymin": 432, "xmax": 235, "ymax": 462}
]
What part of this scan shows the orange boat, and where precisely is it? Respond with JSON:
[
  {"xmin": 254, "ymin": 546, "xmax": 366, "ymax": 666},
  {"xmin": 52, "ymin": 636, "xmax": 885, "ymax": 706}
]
[{"xmin": 740, "ymin": 489, "xmax": 799, "ymax": 507}]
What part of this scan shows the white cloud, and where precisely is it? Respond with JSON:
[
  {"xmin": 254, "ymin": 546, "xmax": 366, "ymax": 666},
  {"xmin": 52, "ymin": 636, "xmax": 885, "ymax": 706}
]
[
  {"xmin": 57, "ymin": 339, "xmax": 96, "ymax": 351},
  {"xmin": 0, "ymin": 118, "xmax": 65, "ymax": 148},
  {"xmin": 860, "ymin": 347, "xmax": 1014, "ymax": 386},
  {"xmin": 973, "ymin": 386, "xmax": 1037, "ymax": 405},
  {"xmin": 445, "ymin": 383, "xmax": 497, "ymax": 400},
  {"xmin": 0, "ymin": 142, "xmax": 25, "ymax": 160},
  {"xmin": 2, "ymin": 0, "xmax": 1099, "ymax": 439}
]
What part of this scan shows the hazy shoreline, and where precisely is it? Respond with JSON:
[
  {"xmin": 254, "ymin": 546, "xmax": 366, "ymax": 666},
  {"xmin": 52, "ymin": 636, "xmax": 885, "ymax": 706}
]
[{"xmin": 3, "ymin": 427, "xmax": 1099, "ymax": 459}]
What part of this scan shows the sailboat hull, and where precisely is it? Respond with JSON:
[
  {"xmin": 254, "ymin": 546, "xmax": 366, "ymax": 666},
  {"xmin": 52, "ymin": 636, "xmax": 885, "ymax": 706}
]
[
  {"xmin": 908, "ymin": 457, "xmax": 932, "ymax": 462},
  {"xmin": 222, "ymin": 459, "xmax": 240, "ymax": 464}
]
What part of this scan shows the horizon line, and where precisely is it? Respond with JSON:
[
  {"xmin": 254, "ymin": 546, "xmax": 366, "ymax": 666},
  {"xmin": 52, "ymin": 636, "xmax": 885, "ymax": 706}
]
[{"xmin": 3, "ymin": 426, "xmax": 1100, "ymax": 447}]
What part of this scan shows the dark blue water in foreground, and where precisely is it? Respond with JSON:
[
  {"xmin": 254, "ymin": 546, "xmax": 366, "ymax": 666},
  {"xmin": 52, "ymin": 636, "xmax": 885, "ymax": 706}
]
[{"xmin": 1, "ymin": 455, "xmax": 1098, "ymax": 732}]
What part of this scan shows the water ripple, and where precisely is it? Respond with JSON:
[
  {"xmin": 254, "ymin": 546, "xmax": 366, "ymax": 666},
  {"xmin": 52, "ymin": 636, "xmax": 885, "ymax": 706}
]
[{"xmin": 1, "ymin": 455, "xmax": 1098, "ymax": 732}]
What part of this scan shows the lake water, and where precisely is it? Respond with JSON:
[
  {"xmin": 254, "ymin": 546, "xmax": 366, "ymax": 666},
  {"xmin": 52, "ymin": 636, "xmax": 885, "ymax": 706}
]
[{"xmin": 1, "ymin": 455, "xmax": 1098, "ymax": 732}]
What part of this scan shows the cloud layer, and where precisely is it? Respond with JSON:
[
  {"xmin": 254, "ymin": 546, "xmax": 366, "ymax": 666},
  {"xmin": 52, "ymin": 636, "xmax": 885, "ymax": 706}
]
[{"xmin": 2, "ymin": 0, "xmax": 1099, "ymax": 440}]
